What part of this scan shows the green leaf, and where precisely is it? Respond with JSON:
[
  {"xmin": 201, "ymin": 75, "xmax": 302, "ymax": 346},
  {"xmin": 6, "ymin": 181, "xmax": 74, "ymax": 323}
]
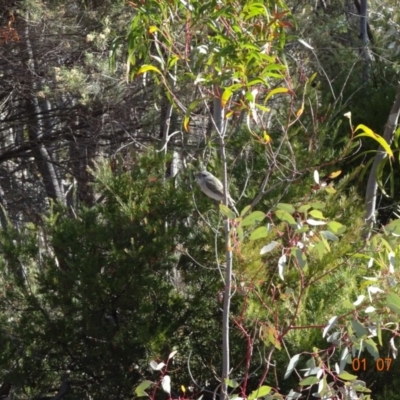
[
  {"xmin": 376, "ymin": 157, "xmax": 391, "ymax": 197},
  {"xmin": 387, "ymin": 293, "xmax": 400, "ymax": 315},
  {"xmin": 263, "ymin": 71, "xmax": 284, "ymax": 79},
  {"xmin": 275, "ymin": 209, "xmax": 296, "ymax": 225},
  {"xmin": 377, "ymin": 322, "xmax": 382, "ymax": 346},
  {"xmin": 240, "ymin": 205, "xmax": 252, "ymax": 216},
  {"xmin": 299, "ymin": 376, "xmax": 319, "ymax": 386},
  {"xmin": 248, "ymin": 78, "xmax": 267, "ymax": 86},
  {"xmin": 324, "ymin": 186, "xmax": 336, "ymax": 194},
  {"xmin": 188, "ymin": 99, "xmax": 203, "ymax": 112},
  {"xmin": 264, "ymin": 64, "xmax": 288, "ymax": 72},
  {"xmin": 327, "ymin": 221, "xmax": 346, "ymax": 235},
  {"xmin": 240, "ymin": 211, "xmax": 266, "ymax": 227},
  {"xmin": 297, "ymin": 204, "xmax": 310, "ymax": 213},
  {"xmin": 354, "ymin": 124, "xmax": 394, "ymax": 158},
  {"xmin": 342, "ymin": 299, "xmax": 356, "ymax": 310},
  {"xmin": 168, "ymin": 54, "xmax": 180, "ymax": 68},
  {"xmin": 364, "ymin": 338, "xmax": 379, "ymax": 359},
  {"xmin": 309, "ymin": 209, "xmax": 325, "ymax": 219},
  {"xmin": 236, "ymin": 226, "xmax": 244, "ymax": 242},
  {"xmin": 309, "ymin": 201, "xmax": 325, "ymax": 210},
  {"xmin": 135, "ymin": 380, "xmax": 153, "ymax": 397},
  {"xmin": 320, "ymin": 233, "xmax": 330, "ymax": 252},
  {"xmin": 338, "ymin": 372, "xmax": 358, "ymax": 381},
  {"xmin": 254, "ymin": 103, "xmax": 271, "ymax": 112},
  {"xmin": 225, "ymin": 379, "xmax": 239, "ymax": 389},
  {"xmin": 242, "ymin": 43, "xmax": 261, "ymax": 51},
  {"xmin": 317, "ymin": 377, "xmax": 327, "ymax": 394},
  {"xmin": 308, "ymin": 72, "xmax": 318, "ymax": 85},
  {"xmin": 292, "ymin": 247, "xmax": 306, "ymax": 268},
  {"xmin": 248, "ymin": 386, "xmax": 272, "ymax": 400},
  {"xmin": 221, "ymin": 89, "xmax": 233, "ymax": 108},
  {"xmin": 265, "ymin": 87, "xmax": 290, "ymax": 103},
  {"xmin": 353, "ymin": 385, "xmax": 371, "ymax": 393},
  {"xmin": 320, "ymin": 230, "xmax": 339, "ymax": 241},
  {"xmin": 394, "ymin": 126, "xmax": 400, "ymax": 149},
  {"xmin": 225, "ymin": 83, "xmax": 243, "ymax": 92},
  {"xmin": 384, "ymin": 219, "xmax": 400, "ymax": 236},
  {"xmin": 276, "ymin": 203, "xmax": 295, "ymax": 213},
  {"xmin": 389, "ymin": 159, "xmax": 395, "ymax": 198},
  {"xmin": 219, "ymin": 204, "xmax": 236, "ymax": 219},
  {"xmin": 295, "ymin": 225, "xmax": 309, "ymax": 234},
  {"xmin": 351, "ymin": 320, "xmax": 368, "ymax": 338},
  {"xmin": 245, "ymin": 91, "xmax": 255, "ymax": 102},
  {"xmin": 314, "ymin": 240, "xmax": 327, "ymax": 260},
  {"xmin": 250, "ymin": 226, "xmax": 269, "ymax": 241},
  {"xmin": 284, "ymin": 354, "xmax": 301, "ymax": 379}
]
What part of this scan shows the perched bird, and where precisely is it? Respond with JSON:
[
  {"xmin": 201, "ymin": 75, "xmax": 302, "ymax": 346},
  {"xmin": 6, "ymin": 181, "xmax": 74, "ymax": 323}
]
[{"xmin": 195, "ymin": 170, "xmax": 238, "ymax": 215}]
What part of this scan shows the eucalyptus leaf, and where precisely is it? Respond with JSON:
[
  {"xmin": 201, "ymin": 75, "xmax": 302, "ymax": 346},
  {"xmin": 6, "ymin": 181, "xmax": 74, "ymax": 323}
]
[
  {"xmin": 322, "ymin": 316, "xmax": 338, "ymax": 338},
  {"xmin": 225, "ymin": 379, "xmax": 239, "ymax": 389},
  {"xmin": 276, "ymin": 209, "xmax": 296, "ymax": 225},
  {"xmin": 387, "ymin": 293, "xmax": 400, "ymax": 315},
  {"xmin": 284, "ymin": 354, "xmax": 301, "ymax": 379},
  {"xmin": 219, "ymin": 204, "xmax": 236, "ymax": 219},
  {"xmin": 292, "ymin": 247, "xmax": 307, "ymax": 268},
  {"xmin": 299, "ymin": 376, "xmax": 319, "ymax": 386},
  {"xmin": 278, "ymin": 254, "xmax": 287, "ymax": 280},
  {"xmin": 309, "ymin": 209, "xmax": 325, "ymax": 219},
  {"xmin": 250, "ymin": 226, "xmax": 269, "ymax": 241},
  {"xmin": 338, "ymin": 371, "xmax": 358, "ymax": 381},
  {"xmin": 320, "ymin": 230, "xmax": 339, "ymax": 241},
  {"xmin": 248, "ymin": 386, "xmax": 272, "ymax": 400},
  {"xmin": 306, "ymin": 219, "xmax": 326, "ymax": 226},
  {"xmin": 385, "ymin": 219, "xmax": 400, "ymax": 236},
  {"xmin": 135, "ymin": 380, "xmax": 153, "ymax": 397},
  {"xmin": 364, "ymin": 338, "xmax": 379, "ymax": 359},
  {"xmin": 327, "ymin": 221, "xmax": 346, "ymax": 234},
  {"xmin": 260, "ymin": 240, "xmax": 279, "ymax": 254},
  {"xmin": 297, "ymin": 204, "xmax": 311, "ymax": 213},
  {"xmin": 241, "ymin": 211, "xmax": 266, "ymax": 227},
  {"xmin": 276, "ymin": 203, "xmax": 295, "ymax": 213},
  {"xmin": 351, "ymin": 320, "xmax": 368, "ymax": 338}
]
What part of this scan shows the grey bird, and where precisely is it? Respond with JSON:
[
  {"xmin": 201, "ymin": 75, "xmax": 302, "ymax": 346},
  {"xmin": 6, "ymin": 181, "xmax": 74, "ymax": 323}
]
[{"xmin": 195, "ymin": 170, "xmax": 238, "ymax": 215}]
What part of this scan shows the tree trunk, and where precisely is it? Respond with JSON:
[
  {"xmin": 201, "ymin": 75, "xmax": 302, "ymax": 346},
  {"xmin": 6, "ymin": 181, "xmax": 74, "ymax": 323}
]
[
  {"xmin": 365, "ymin": 83, "xmax": 400, "ymax": 229},
  {"xmin": 359, "ymin": 0, "xmax": 371, "ymax": 82},
  {"xmin": 24, "ymin": 18, "xmax": 65, "ymax": 204}
]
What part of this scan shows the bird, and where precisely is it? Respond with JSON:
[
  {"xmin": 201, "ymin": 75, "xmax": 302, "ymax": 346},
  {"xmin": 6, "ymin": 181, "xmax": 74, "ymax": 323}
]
[{"xmin": 195, "ymin": 170, "xmax": 238, "ymax": 215}]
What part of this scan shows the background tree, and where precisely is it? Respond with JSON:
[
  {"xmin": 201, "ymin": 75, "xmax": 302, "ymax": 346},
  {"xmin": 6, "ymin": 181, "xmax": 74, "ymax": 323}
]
[{"xmin": 0, "ymin": 0, "xmax": 400, "ymax": 399}]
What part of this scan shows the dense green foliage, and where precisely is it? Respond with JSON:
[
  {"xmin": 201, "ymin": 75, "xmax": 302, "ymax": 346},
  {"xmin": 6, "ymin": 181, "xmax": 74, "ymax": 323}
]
[{"xmin": 0, "ymin": 0, "xmax": 400, "ymax": 399}]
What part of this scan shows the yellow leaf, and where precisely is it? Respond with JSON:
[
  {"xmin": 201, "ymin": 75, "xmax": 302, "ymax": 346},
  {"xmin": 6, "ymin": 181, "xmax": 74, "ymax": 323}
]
[
  {"xmin": 265, "ymin": 87, "xmax": 289, "ymax": 103},
  {"xmin": 355, "ymin": 124, "xmax": 394, "ymax": 159},
  {"xmin": 136, "ymin": 65, "xmax": 162, "ymax": 75},
  {"xmin": 328, "ymin": 170, "xmax": 342, "ymax": 179},
  {"xmin": 221, "ymin": 89, "xmax": 233, "ymax": 108},
  {"xmin": 149, "ymin": 26, "xmax": 159, "ymax": 33},
  {"xmin": 296, "ymin": 107, "xmax": 303, "ymax": 118},
  {"xmin": 263, "ymin": 131, "xmax": 271, "ymax": 143},
  {"xmin": 260, "ymin": 325, "xmax": 281, "ymax": 350},
  {"xmin": 183, "ymin": 116, "xmax": 190, "ymax": 132}
]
